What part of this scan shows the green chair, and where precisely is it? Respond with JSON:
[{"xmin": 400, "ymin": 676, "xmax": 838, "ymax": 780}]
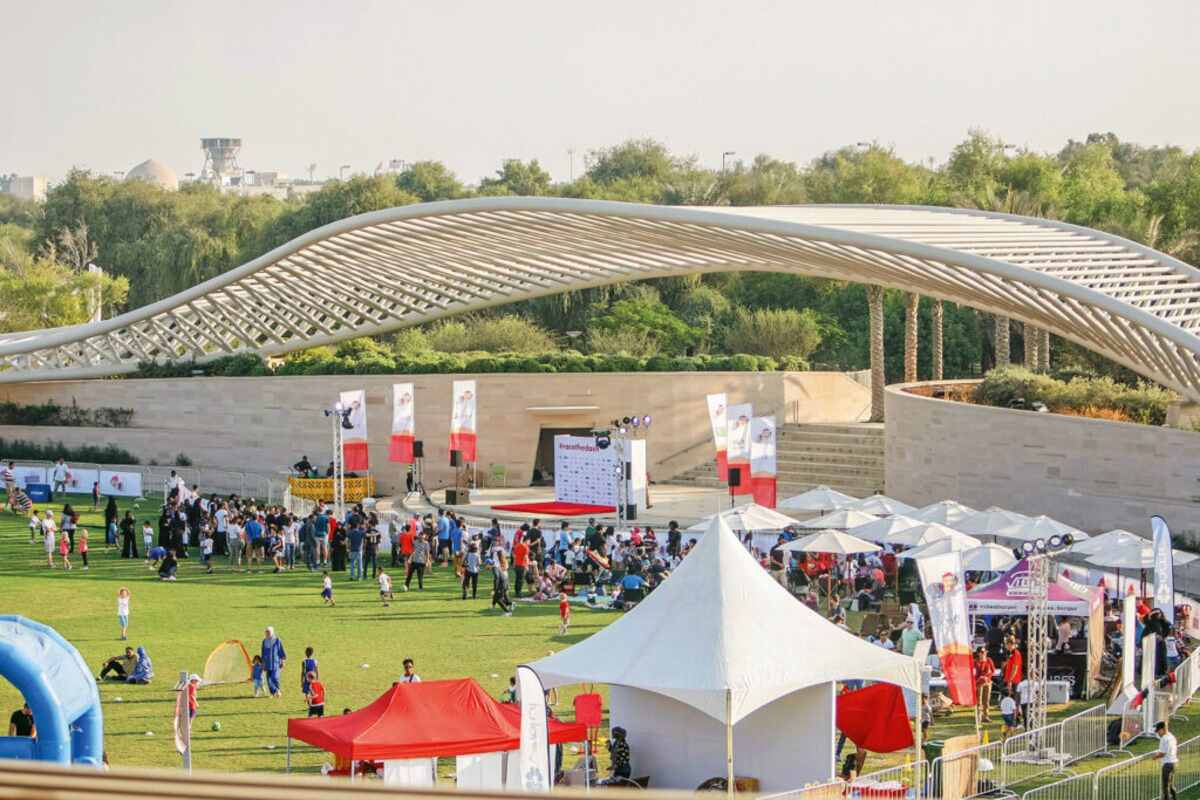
[{"xmin": 489, "ymin": 463, "xmax": 507, "ymax": 488}]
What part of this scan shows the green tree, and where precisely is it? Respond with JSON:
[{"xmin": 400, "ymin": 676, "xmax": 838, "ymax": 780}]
[
  {"xmin": 395, "ymin": 161, "xmax": 465, "ymax": 202},
  {"xmin": 591, "ymin": 296, "xmax": 699, "ymax": 355},
  {"xmin": 478, "ymin": 159, "xmax": 552, "ymax": 196},
  {"xmin": 0, "ymin": 246, "xmax": 129, "ymax": 331},
  {"xmin": 724, "ymin": 155, "xmax": 807, "ymax": 206},
  {"xmin": 722, "ymin": 308, "xmax": 823, "ymax": 360},
  {"xmin": 805, "ymin": 144, "xmax": 928, "ymax": 204}
]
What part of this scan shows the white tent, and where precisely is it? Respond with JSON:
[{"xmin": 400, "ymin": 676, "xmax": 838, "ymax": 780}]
[
  {"xmin": 908, "ymin": 499, "xmax": 976, "ymax": 527},
  {"xmin": 846, "ymin": 514, "xmax": 923, "ymax": 544},
  {"xmin": 884, "ymin": 522, "xmax": 980, "ymax": 549},
  {"xmin": 900, "ymin": 535, "xmax": 985, "ymax": 560},
  {"xmin": 996, "ymin": 514, "xmax": 1089, "ymax": 543},
  {"xmin": 1085, "ymin": 541, "xmax": 1199, "ymax": 570},
  {"xmin": 781, "ymin": 530, "xmax": 880, "ymax": 555},
  {"xmin": 685, "ymin": 503, "xmax": 798, "ymax": 532},
  {"xmin": 531, "ymin": 515, "xmax": 920, "ymax": 792},
  {"xmin": 843, "ymin": 494, "xmax": 916, "ymax": 516},
  {"xmin": 794, "ymin": 509, "xmax": 880, "ymax": 530},
  {"xmin": 777, "ymin": 485, "xmax": 858, "ymax": 514},
  {"xmin": 1070, "ymin": 529, "xmax": 1142, "ymax": 556},
  {"xmin": 955, "ymin": 508, "xmax": 1029, "ymax": 539},
  {"xmin": 962, "ymin": 544, "xmax": 1018, "ymax": 572}
]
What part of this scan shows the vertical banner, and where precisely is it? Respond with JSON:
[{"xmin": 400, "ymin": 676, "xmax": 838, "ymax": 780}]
[
  {"xmin": 339, "ymin": 389, "xmax": 369, "ymax": 471},
  {"xmin": 749, "ymin": 416, "xmax": 778, "ymax": 509},
  {"xmin": 917, "ymin": 552, "xmax": 974, "ymax": 705},
  {"xmin": 389, "ymin": 383, "xmax": 416, "ymax": 463},
  {"xmin": 449, "ymin": 380, "xmax": 478, "ymax": 463},
  {"xmin": 173, "ymin": 679, "xmax": 192, "ymax": 769},
  {"xmin": 726, "ymin": 403, "xmax": 753, "ymax": 496},
  {"xmin": 1152, "ymin": 515, "xmax": 1175, "ymax": 624},
  {"xmin": 516, "ymin": 665, "xmax": 550, "ymax": 792},
  {"xmin": 706, "ymin": 393, "xmax": 729, "ymax": 481},
  {"xmin": 1122, "ymin": 592, "xmax": 1137, "ymax": 691}
]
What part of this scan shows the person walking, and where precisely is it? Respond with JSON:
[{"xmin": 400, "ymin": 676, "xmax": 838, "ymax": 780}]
[
  {"xmin": 104, "ymin": 496, "xmax": 119, "ymax": 547},
  {"xmin": 120, "ymin": 511, "xmax": 138, "ymax": 559},
  {"xmin": 51, "ymin": 458, "xmax": 69, "ymax": 496},
  {"xmin": 406, "ymin": 532, "xmax": 429, "ymax": 590},
  {"xmin": 512, "ymin": 536, "xmax": 530, "ymax": 598},
  {"xmin": 462, "ymin": 542, "xmax": 480, "ymax": 599},
  {"xmin": 492, "ymin": 551, "xmax": 513, "ymax": 615},
  {"xmin": 260, "ymin": 627, "xmax": 287, "ymax": 698},
  {"xmin": 974, "ymin": 648, "xmax": 996, "ymax": 722},
  {"xmin": 1154, "ymin": 720, "xmax": 1179, "ymax": 800}
]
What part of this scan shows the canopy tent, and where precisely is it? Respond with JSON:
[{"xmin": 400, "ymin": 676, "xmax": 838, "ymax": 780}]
[
  {"xmin": 286, "ymin": 678, "xmax": 585, "ymax": 762},
  {"xmin": 795, "ymin": 509, "xmax": 880, "ymax": 530},
  {"xmin": 908, "ymin": 500, "xmax": 976, "ymax": 527},
  {"xmin": 201, "ymin": 640, "xmax": 253, "ymax": 685},
  {"xmin": 777, "ymin": 485, "xmax": 858, "ymax": 514},
  {"xmin": 531, "ymin": 515, "xmax": 920, "ymax": 791},
  {"xmin": 1070, "ymin": 529, "xmax": 1143, "ymax": 556},
  {"xmin": 842, "ymin": 494, "xmax": 915, "ymax": 517},
  {"xmin": 782, "ymin": 530, "xmax": 879, "ymax": 556},
  {"xmin": 1085, "ymin": 541, "xmax": 1199, "ymax": 569},
  {"xmin": 961, "ymin": 544, "xmax": 1018, "ymax": 573},
  {"xmin": 900, "ymin": 536, "xmax": 985, "ymax": 560},
  {"xmin": 995, "ymin": 514, "xmax": 1089, "ymax": 543},
  {"xmin": 884, "ymin": 522, "xmax": 980, "ymax": 550},
  {"xmin": 846, "ymin": 514, "xmax": 922, "ymax": 544},
  {"xmin": 955, "ymin": 508, "xmax": 1029, "ymax": 539},
  {"xmin": 685, "ymin": 503, "xmax": 798, "ymax": 533}
]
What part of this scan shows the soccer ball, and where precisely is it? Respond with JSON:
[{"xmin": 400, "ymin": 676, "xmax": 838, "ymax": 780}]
[{"xmin": 211, "ymin": 721, "xmax": 222, "ymax": 732}]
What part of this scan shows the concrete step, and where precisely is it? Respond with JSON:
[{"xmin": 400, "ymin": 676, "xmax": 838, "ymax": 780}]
[
  {"xmin": 780, "ymin": 422, "xmax": 884, "ymax": 437},
  {"xmin": 778, "ymin": 432, "xmax": 885, "ymax": 449},
  {"xmin": 777, "ymin": 453, "xmax": 885, "ymax": 470}
]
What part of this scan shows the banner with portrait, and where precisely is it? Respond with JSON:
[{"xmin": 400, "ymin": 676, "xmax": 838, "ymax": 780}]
[
  {"xmin": 449, "ymin": 380, "xmax": 477, "ymax": 463},
  {"xmin": 917, "ymin": 551, "xmax": 974, "ymax": 705},
  {"xmin": 339, "ymin": 389, "xmax": 369, "ymax": 472},
  {"xmin": 516, "ymin": 665, "xmax": 550, "ymax": 792},
  {"xmin": 725, "ymin": 402, "xmax": 753, "ymax": 496},
  {"xmin": 1152, "ymin": 515, "xmax": 1175, "ymax": 625},
  {"xmin": 389, "ymin": 383, "xmax": 416, "ymax": 463},
  {"xmin": 706, "ymin": 393, "xmax": 729, "ymax": 481},
  {"xmin": 749, "ymin": 415, "xmax": 777, "ymax": 508}
]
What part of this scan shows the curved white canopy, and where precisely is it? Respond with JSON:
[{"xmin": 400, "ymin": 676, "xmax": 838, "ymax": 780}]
[
  {"xmin": 685, "ymin": 503, "xmax": 798, "ymax": 532},
  {"xmin": 778, "ymin": 486, "xmax": 860, "ymax": 513},
  {"xmin": 782, "ymin": 530, "xmax": 880, "ymax": 555},
  {"xmin": 847, "ymin": 514, "xmax": 923, "ymax": 544},
  {"xmin": 908, "ymin": 500, "xmax": 977, "ymax": 527},
  {"xmin": 843, "ymin": 494, "xmax": 916, "ymax": 516},
  {"xmin": 2, "ymin": 199, "xmax": 1200, "ymax": 402},
  {"xmin": 530, "ymin": 515, "xmax": 921, "ymax": 725},
  {"xmin": 795, "ymin": 509, "xmax": 880, "ymax": 530}
]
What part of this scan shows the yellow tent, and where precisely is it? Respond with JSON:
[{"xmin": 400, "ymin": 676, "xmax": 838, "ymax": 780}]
[{"xmin": 202, "ymin": 640, "xmax": 253, "ymax": 685}]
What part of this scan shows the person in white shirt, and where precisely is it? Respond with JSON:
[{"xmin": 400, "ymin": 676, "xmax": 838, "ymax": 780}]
[
  {"xmin": 400, "ymin": 657, "xmax": 421, "ymax": 683},
  {"xmin": 141, "ymin": 521, "xmax": 155, "ymax": 560},
  {"xmin": 51, "ymin": 459, "xmax": 69, "ymax": 494},
  {"xmin": 999, "ymin": 692, "xmax": 1018, "ymax": 741},
  {"xmin": 42, "ymin": 511, "xmax": 58, "ymax": 567},
  {"xmin": 2, "ymin": 461, "xmax": 15, "ymax": 511},
  {"xmin": 1154, "ymin": 720, "xmax": 1179, "ymax": 800},
  {"xmin": 29, "ymin": 510, "xmax": 41, "ymax": 543},
  {"xmin": 378, "ymin": 570, "xmax": 393, "ymax": 606},
  {"xmin": 1016, "ymin": 679, "xmax": 1032, "ymax": 729}
]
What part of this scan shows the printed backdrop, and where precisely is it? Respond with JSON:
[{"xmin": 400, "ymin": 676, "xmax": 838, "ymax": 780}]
[{"xmin": 553, "ymin": 435, "xmax": 619, "ymax": 506}]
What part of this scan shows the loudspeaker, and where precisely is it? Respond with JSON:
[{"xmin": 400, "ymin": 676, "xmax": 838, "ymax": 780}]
[
  {"xmin": 446, "ymin": 488, "xmax": 471, "ymax": 505},
  {"xmin": 413, "ymin": 440, "xmax": 424, "ymax": 458},
  {"xmin": 450, "ymin": 449, "xmax": 462, "ymax": 467},
  {"xmin": 624, "ymin": 462, "xmax": 632, "ymax": 480},
  {"xmin": 625, "ymin": 504, "xmax": 637, "ymax": 521},
  {"xmin": 728, "ymin": 467, "xmax": 742, "ymax": 488}
]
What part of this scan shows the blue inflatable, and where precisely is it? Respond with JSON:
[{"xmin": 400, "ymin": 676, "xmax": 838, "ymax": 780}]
[{"xmin": 0, "ymin": 616, "xmax": 103, "ymax": 766}]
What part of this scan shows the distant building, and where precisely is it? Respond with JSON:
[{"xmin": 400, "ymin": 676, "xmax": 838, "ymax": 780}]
[
  {"xmin": 125, "ymin": 159, "xmax": 179, "ymax": 191},
  {"xmin": 4, "ymin": 176, "xmax": 48, "ymax": 202}
]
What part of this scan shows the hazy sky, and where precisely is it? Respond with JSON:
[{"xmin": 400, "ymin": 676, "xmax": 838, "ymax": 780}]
[{"xmin": 6, "ymin": 0, "xmax": 1200, "ymax": 184}]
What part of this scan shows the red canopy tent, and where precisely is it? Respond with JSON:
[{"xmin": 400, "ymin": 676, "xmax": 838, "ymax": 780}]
[{"xmin": 286, "ymin": 678, "xmax": 586, "ymax": 762}]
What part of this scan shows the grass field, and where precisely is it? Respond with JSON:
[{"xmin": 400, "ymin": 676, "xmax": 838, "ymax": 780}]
[{"xmin": 2, "ymin": 496, "xmax": 1200, "ymax": 796}]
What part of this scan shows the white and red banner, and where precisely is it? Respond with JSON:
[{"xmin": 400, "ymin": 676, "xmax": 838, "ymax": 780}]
[
  {"xmin": 917, "ymin": 552, "xmax": 974, "ymax": 705},
  {"xmin": 1153, "ymin": 515, "xmax": 1175, "ymax": 625},
  {"xmin": 706, "ymin": 393, "xmax": 729, "ymax": 481},
  {"xmin": 449, "ymin": 380, "xmax": 477, "ymax": 463},
  {"xmin": 726, "ymin": 402, "xmax": 753, "ymax": 496},
  {"xmin": 389, "ymin": 383, "xmax": 416, "ymax": 463},
  {"xmin": 516, "ymin": 665, "xmax": 550, "ymax": 792},
  {"xmin": 750, "ymin": 415, "xmax": 777, "ymax": 508},
  {"xmin": 339, "ymin": 389, "xmax": 369, "ymax": 472}
]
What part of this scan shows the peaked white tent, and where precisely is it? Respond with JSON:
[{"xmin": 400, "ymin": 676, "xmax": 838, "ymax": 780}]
[
  {"xmin": 531, "ymin": 516, "xmax": 920, "ymax": 792},
  {"xmin": 794, "ymin": 509, "xmax": 880, "ymax": 530},
  {"xmin": 843, "ymin": 494, "xmax": 916, "ymax": 516},
  {"xmin": 777, "ymin": 485, "xmax": 858, "ymax": 514},
  {"xmin": 996, "ymin": 514, "xmax": 1089, "ymax": 543},
  {"xmin": 908, "ymin": 499, "xmax": 976, "ymax": 527},
  {"xmin": 781, "ymin": 530, "xmax": 880, "ymax": 555},
  {"xmin": 847, "ymin": 514, "xmax": 923, "ymax": 544},
  {"xmin": 685, "ymin": 503, "xmax": 798, "ymax": 533}
]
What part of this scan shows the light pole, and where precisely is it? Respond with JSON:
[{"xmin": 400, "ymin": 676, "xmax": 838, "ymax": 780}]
[
  {"xmin": 339, "ymin": 164, "xmax": 351, "ymax": 180},
  {"xmin": 325, "ymin": 403, "xmax": 347, "ymax": 519},
  {"xmin": 567, "ymin": 148, "xmax": 575, "ymax": 182},
  {"xmin": 721, "ymin": 151, "xmax": 736, "ymax": 173}
]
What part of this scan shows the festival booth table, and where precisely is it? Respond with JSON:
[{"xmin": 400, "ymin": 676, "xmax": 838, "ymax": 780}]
[
  {"xmin": 285, "ymin": 678, "xmax": 585, "ymax": 788},
  {"xmin": 530, "ymin": 515, "xmax": 922, "ymax": 793},
  {"xmin": 965, "ymin": 559, "xmax": 1104, "ymax": 698}
]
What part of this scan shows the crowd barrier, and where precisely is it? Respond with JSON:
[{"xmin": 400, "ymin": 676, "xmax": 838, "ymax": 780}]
[
  {"xmin": 3, "ymin": 458, "xmax": 282, "ymax": 504},
  {"xmin": 929, "ymin": 737, "xmax": 1008, "ymax": 800},
  {"xmin": 1057, "ymin": 705, "xmax": 1108, "ymax": 765},
  {"xmin": 1002, "ymin": 723, "xmax": 1064, "ymax": 788},
  {"xmin": 850, "ymin": 760, "xmax": 926, "ymax": 799},
  {"xmin": 759, "ymin": 778, "xmax": 846, "ymax": 800},
  {"xmin": 1019, "ymin": 772, "xmax": 1094, "ymax": 800},
  {"xmin": 1024, "ymin": 734, "xmax": 1200, "ymax": 800}
]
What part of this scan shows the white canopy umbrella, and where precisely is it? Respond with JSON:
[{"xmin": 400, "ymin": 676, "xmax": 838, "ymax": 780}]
[
  {"xmin": 1070, "ymin": 529, "xmax": 1142, "ymax": 556},
  {"xmin": 955, "ymin": 507, "xmax": 1030, "ymax": 539},
  {"xmin": 842, "ymin": 494, "xmax": 916, "ymax": 516},
  {"xmin": 885, "ymin": 521, "xmax": 981, "ymax": 549},
  {"xmin": 777, "ymin": 485, "xmax": 859, "ymax": 514},
  {"xmin": 908, "ymin": 499, "xmax": 977, "ymax": 528},
  {"xmin": 900, "ymin": 534, "xmax": 985, "ymax": 560},
  {"xmin": 962, "ymin": 544, "xmax": 1019, "ymax": 572},
  {"xmin": 995, "ymin": 514, "xmax": 1089, "ymax": 543},
  {"xmin": 846, "ymin": 514, "xmax": 923, "ymax": 544},
  {"xmin": 1085, "ymin": 540, "xmax": 1199, "ymax": 570},
  {"xmin": 781, "ymin": 530, "xmax": 881, "ymax": 556},
  {"xmin": 686, "ymin": 503, "xmax": 798, "ymax": 532},
  {"xmin": 795, "ymin": 509, "xmax": 880, "ymax": 530}
]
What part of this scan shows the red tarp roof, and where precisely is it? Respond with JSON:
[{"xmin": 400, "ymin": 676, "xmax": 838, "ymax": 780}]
[{"xmin": 286, "ymin": 678, "xmax": 587, "ymax": 761}]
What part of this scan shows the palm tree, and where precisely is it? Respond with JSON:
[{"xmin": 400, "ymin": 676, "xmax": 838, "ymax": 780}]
[
  {"xmin": 1023, "ymin": 323, "xmax": 1040, "ymax": 370},
  {"xmin": 868, "ymin": 285, "xmax": 885, "ymax": 422},
  {"xmin": 1038, "ymin": 328, "xmax": 1051, "ymax": 371},
  {"xmin": 931, "ymin": 300, "xmax": 944, "ymax": 380},
  {"xmin": 904, "ymin": 293, "xmax": 919, "ymax": 382},
  {"xmin": 995, "ymin": 315, "xmax": 1011, "ymax": 367}
]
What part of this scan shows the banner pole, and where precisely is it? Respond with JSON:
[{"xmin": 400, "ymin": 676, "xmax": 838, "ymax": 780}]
[{"xmin": 725, "ymin": 688, "xmax": 734, "ymax": 799}]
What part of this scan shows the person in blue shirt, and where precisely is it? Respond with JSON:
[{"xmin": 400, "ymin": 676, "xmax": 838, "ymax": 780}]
[
  {"xmin": 313, "ymin": 511, "xmax": 329, "ymax": 567},
  {"xmin": 449, "ymin": 514, "xmax": 463, "ymax": 558},
  {"xmin": 244, "ymin": 516, "xmax": 263, "ymax": 572},
  {"xmin": 436, "ymin": 511, "xmax": 451, "ymax": 565},
  {"xmin": 557, "ymin": 523, "xmax": 572, "ymax": 565},
  {"xmin": 621, "ymin": 573, "xmax": 646, "ymax": 591},
  {"xmin": 260, "ymin": 627, "xmax": 286, "ymax": 698},
  {"xmin": 347, "ymin": 524, "xmax": 365, "ymax": 580}
]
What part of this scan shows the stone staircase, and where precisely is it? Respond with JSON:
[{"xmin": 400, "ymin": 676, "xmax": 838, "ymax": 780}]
[{"xmin": 670, "ymin": 422, "xmax": 885, "ymax": 497}]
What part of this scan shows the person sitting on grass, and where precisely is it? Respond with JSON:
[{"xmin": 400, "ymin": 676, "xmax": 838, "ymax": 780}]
[
  {"xmin": 126, "ymin": 646, "xmax": 153, "ymax": 684},
  {"xmin": 158, "ymin": 551, "xmax": 178, "ymax": 581},
  {"xmin": 100, "ymin": 647, "xmax": 138, "ymax": 681}
]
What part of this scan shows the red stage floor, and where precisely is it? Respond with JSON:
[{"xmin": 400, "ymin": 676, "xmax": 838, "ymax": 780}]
[{"xmin": 490, "ymin": 501, "xmax": 616, "ymax": 516}]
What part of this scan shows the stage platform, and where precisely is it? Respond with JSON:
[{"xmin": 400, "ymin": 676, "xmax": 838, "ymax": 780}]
[{"xmin": 415, "ymin": 484, "xmax": 738, "ymax": 529}]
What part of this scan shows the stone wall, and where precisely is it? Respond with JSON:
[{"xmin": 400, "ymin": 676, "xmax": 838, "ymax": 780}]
[
  {"xmin": 0, "ymin": 371, "xmax": 870, "ymax": 495},
  {"xmin": 885, "ymin": 381, "xmax": 1200, "ymax": 541}
]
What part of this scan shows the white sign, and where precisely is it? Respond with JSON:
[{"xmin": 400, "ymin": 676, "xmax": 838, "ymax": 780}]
[
  {"xmin": 706, "ymin": 393, "xmax": 728, "ymax": 451},
  {"xmin": 14, "ymin": 465, "xmax": 46, "ymax": 486},
  {"xmin": 554, "ymin": 436, "xmax": 618, "ymax": 506},
  {"xmin": 726, "ymin": 403, "xmax": 753, "ymax": 464},
  {"xmin": 516, "ymin": 666, "xmax": 550, "ymax": 792},
  {"xmin": 64, "ymin": 468, "xmax": 100, "ymax": 495},
  {"xmin": 1152, "ymin": 515, "xmax": 1175, "ymax": 624},
  {"xmin": 101, "ymin": 470, "xmax": 143, "ymax": 498}
]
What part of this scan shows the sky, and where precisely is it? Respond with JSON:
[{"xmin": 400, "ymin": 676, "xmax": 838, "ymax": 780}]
[{"xmin": 6, "ymin": 0, "xmax": 1200, "ymax": 185}]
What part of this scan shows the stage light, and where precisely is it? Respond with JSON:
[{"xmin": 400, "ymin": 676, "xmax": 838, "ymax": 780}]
[
  {"xmin": 340, "ymin": 407, "xmax": 355, "ymax": 430},
  {"xmin": 622, "ymin": 416, "xmax": 631, "ymax": 425},
  {"xmin": 1012, "ymin": 546, "xmax": 1025, "ymax": 560},
  {"xmin": 1034, "ymin": 538, "xmax": 1047, "ymax": 553},
  {"xmin": 594, "ymin": 432, "xmax": 611, "ymax": 450},
  {"xmin": 1022, "ymin": 541, "xmax": 1037, "ymax": 556},
  {"xmin": 1061, "ymin": 533, "xmax": 1074, "ymax": 548},
  {"xmin": 642, "ymin": 415, "xmax": 652, "ymax": 427},
  {"xmin": 631, "ymin": 417, "xmax": 641, "ymax": 428},
  {"xmin": 611, "ymin": 419, "xmax": 621, "ymax": 428},
  {"xmin": 619, "ymin": 427, "xmax": 628, "ymax": 435},
  {"xmin": 1048, "ymin": 535, "xmax": 1063, "ymax": 551}
]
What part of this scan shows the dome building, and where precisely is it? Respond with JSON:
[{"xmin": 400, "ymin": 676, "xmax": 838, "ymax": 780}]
[{"xmin": 125, "ymin": 159, "xmax": 178, "ymax": 190}]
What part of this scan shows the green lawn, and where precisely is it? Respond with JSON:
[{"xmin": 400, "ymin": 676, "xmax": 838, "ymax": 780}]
[{"xmin": 2, "ymin": 496, "xmax": 1199, "ymax": 795}]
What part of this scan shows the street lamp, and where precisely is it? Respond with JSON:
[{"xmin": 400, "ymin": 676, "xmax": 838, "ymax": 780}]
[
  {"xmin": 721, "ymin": 151, "xmax": 736, "ymax": 173},
  {"xmin": 339, "ymin": 164, "xmax": 351, "ymax": 180}
]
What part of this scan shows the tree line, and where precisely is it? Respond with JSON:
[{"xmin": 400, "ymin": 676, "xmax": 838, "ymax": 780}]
[{"xmin": 2, "ymin": 130, "xmax": 1198, "ymax": 382}]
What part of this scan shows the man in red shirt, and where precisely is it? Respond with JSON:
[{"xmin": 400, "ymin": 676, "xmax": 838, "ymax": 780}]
[
  {"xmin": 1003, "ymin": 639, "xmax": 1023, "ymax": 696},
  {"xmin": 974, "ymin": 648, "xmax": 996, "ymax": 722},
  {"xmin": 512, "ymin": 539, "xmax": 530, "ymax": 597}
]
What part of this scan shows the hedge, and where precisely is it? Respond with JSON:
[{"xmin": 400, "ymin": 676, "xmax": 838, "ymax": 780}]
[
  {"xmin": 136, "ymin": 351, "xmax": 809, "ymax": 378},
  {"xmin": 972, "ymin": 366, "xmax": 1174, "ymax": 426},
  {"xmin": 0, "ymin": 400, "xmax": 134, "ymax": 428},
  {"xmin": 0, "ymin": 437, "xmax": 140, "ymax": 464}
]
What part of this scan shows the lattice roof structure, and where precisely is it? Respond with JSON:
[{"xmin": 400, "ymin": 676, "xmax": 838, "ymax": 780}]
[{"xmin": 2, "ymin": 199, "xmax": 1199, "ymax": 400}]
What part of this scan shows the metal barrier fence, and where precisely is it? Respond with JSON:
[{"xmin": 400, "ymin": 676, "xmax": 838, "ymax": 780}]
[
  {"xmin": 1018, "ymin": 772, "xmax": 1094, "ymax": 800},
  {"xmin": 1003, "ymin": 722, "xmax": 1065, "ymax": 788},
  {"xmin": 1058, "ymin": 704, "xmax": 1107, "ymax": 765},
  {"xmin": 6, "ymin": 458, "xmax": 282, "ymax": 504},
  {"xmin": 759, "ymin": 778, "xmax": 845, "ymax": 800},
  {"xmin": 929, "ymin": 737, "xmax": 1009, "ymax": 800},
  {"xmin": 1178, "ymin": 735, "xmax": 1200, "ymax": 795},
  {"xmin": 1092, "ymin": 746, "xmax": 1162, "ymax": 800},
  {"xmin": 850, "ymin": 760, "xmax": 926, "ymax": 799}
]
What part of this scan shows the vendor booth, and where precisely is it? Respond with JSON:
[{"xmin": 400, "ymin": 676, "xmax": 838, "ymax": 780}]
[
  {"xmin": 966, "ymin": 559, "xmax": 1104, "ymax": 697},
  {"xmin": 531, "ymin": 515, "xmax": 921, "ymax": 793},
  {"xmin": 286, "ymin": 678, "xmax": 586, "ymax": 788}
]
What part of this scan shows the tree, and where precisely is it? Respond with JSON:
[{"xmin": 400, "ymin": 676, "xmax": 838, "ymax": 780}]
[
  {"xmin": 724, "ymin": 155, "xmax": 807, "ymax": 206},
  {"xmin": 478, "ymin": 159, "xmax": 552, "ymax": 197},
  {"xmin": 867, "ymin": 285, "xmax": 886, "ymax": 422},
  {"xmin": 722, "ymin": 308, "xmax": 823, "ymax": 361},
  {"xmin": 0, "ymin": 245, "xmax": 129, "ymax": 332},
  {"xmin": 805, "ymin": 144, "xmax": 928, "ymax": 204},
  {"xmin": 1059, "ymin": 142, "xmax": 1132, "ymax": 225},
  {"xmin": 591, "ymin": 296, "xmax": 699, "ymax": 355},
  {"xmin": 585, "ymin": 139, "xmax": 679, "ymax": 185},
  {"xmin": 904, "ymin": 293, "xmax": 920, "ymax": 382},
  {"xmin": 395, "ymin": 161, "xmax": 465, "ymax": 202},
  {"xmin": 426, "ymin": 315, "xmax": 556, "ymax": 353}
]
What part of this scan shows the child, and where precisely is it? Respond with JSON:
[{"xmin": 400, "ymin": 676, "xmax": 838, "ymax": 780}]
[
  {"xmin": 321, "ymin": 571, "xmax": 334, "ymax": 606},
  {"xmin": 301, "ymin": 647, "xmax": 318, "ymax": 697},
  {"xmin": 558, "ymin": 591, "xmax": 571, "ymax": 635},
  {"xmin": 201, "ymin": 531, "xmax": 214, "ymax": 574},
  {"xmin": 141, "ymin": 520, "xmax": 154, "ymax": 561},
  {"xmin": 59, "ymin": 530, "xmax": 72, "ymax": 570},
  {"xmin": 305, "ymin": 671, "xmax": 325, "ymax": 717},
  {"xmin": 117, "ymin": 587, "xmax": 131, "ymax": 640},
  {"xmin": 251, "ymin": 655, "xmax": 265, "ymax": 697},
  {"xmin": 78, "ymin": 528, "xmax": 90, "ymax": 571},
  {"xmin": 146, "ymin": 545, "xmax": 168, "ymax": 568},
  {"xmin": 43, "ymin": 512, "xmax": 57, "ymax": 567},
  {"xmin": 29, "ymin": 510, "xmax": 41, "ymax": 543},
  {"xmin": 91, "ymin": 481, "xmax": 100, "ymax": 512},
  {"xmin": 999, "ymin": 691, "xmax": 1018, "ymax": 742},
  {"xmin": 378, "ymin": 569, "xmax": 393, "ymax": 606},
  {"xmin": 502, "ymin": 676, "xmax": 517, "ymax": 703}
]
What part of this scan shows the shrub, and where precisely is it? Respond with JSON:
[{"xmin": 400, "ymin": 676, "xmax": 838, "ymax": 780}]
[
  {"xmin": 586, "ymin": 327, "xmax": 660, "ymax": 357},
  {"xmin": 0, "ymin": 437, "xmax": 140, "ymax": 464},
  {"xmin": 721, "ymin": 308, "xmax": 824, "ymax": 361},
  {"xmin": 426, "ymin": 315, "xmax": 556, "ymax": 353},
  {"xmin": 973, "ymin": 366, "xmax": 1174, "ymax": 426},
  {"xmin": 0, "ymin": 400, "xmax": 134, "ymax": 428},
  {"xmin": 174, "ymin": 453, "xmax": 194, "ymax": 466}
]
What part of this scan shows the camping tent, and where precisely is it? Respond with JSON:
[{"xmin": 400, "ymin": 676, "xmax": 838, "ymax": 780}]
[
  {"xmin": 202, "ymin": 640, "xmax": 253, "ymax": 685},
  {"xmin": 286, "ymin": 678, "xmax": 585, "ymax": 787},
  {"xmin": 530, "ymin": 515, "xmax": 920, "ymax": 792}
]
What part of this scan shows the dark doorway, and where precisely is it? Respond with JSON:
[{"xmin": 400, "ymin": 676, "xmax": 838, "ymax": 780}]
[{"xmin": 531, "ymin": 427, "xmax": 594, "ymax": 486}]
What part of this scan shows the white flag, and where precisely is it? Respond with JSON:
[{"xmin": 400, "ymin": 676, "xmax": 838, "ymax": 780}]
[
  {"xmin": 1152, "ymin": 515, "xmax": 1175, "ymax": 624},
  {"xmin": 516, "ymin": 665, "xmax": 550, "ymax": 792}
]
